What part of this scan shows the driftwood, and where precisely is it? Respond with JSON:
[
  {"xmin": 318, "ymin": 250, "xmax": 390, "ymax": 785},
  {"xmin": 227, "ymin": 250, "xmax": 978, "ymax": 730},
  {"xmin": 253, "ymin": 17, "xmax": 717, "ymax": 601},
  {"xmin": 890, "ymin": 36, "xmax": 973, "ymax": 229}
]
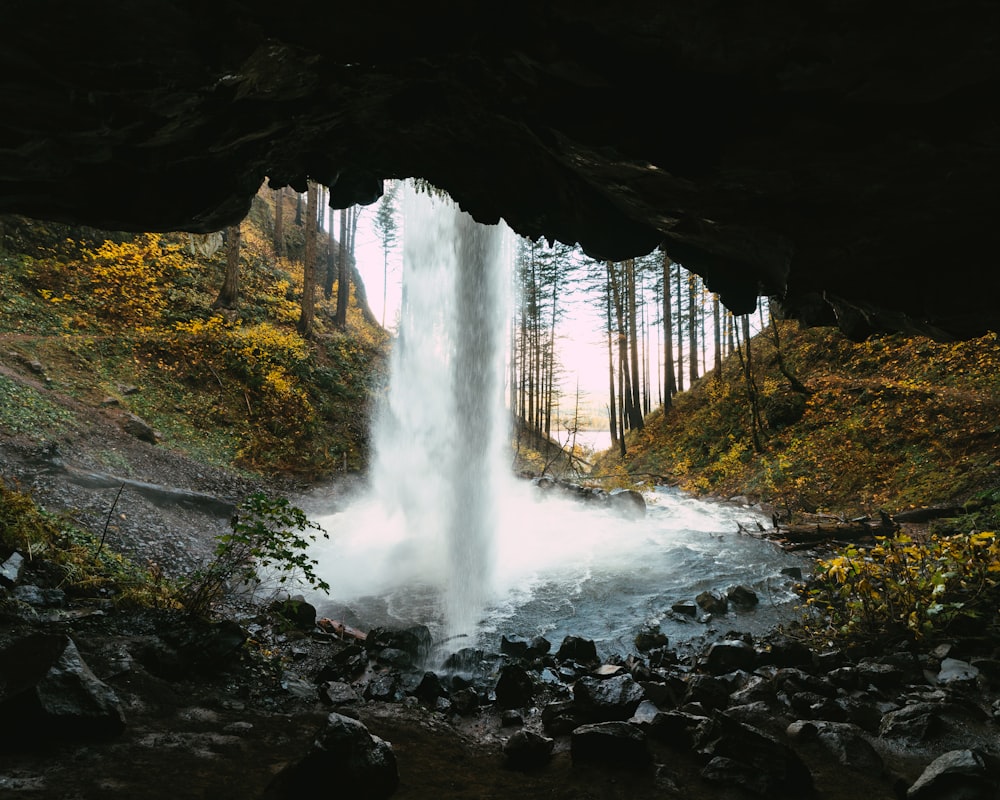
[{"xmin": 739, "ymin": 511, "xmax": 899, "ymax": 551}]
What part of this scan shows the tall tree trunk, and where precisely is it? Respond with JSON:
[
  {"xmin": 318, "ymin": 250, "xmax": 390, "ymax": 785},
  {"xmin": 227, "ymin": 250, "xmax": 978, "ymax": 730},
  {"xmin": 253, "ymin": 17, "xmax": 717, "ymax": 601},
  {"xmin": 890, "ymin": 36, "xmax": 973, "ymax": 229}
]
[
  {"xmin": 294, "ymin": 191, "xmax": 303, "ymax": 227},
  {"xmin": 688, "ymin": 271, "xmax": 699, "ymax": 386},
  {"xmin": 297, "ymin": 182, "xmax": 318, "ymax": 336},
  {"xmin": 273, "ymin": 187, "xmax": 285, "ymax": 257},
  {"xmin": 212, "ymin": 223, "xmax": 241, "ymax": 309},
  {"xmin": 606, "ymin": 271, "xmax": 619, "ymax": 448},
  {"xmin": 334, "ymin": 207, "xmax": 350, "ymax": 328},
  {"xmin": 675, "ymin": 263, "xmax": 685, "ymax": 393},
  {"xmin": 627, "ymin": 259, "xmax": 644, "ymax": 430},
  {"xmin": 608, "ymin": 261, "xmax": 633, "ymax": 431},
  {"xmin": 735, "ymin": 315, "xmax": 765, "ymax": 453},
  {"xmin": 713, "ymin": 294, "xmax": 723, "ymax": 380},
  {"xmin": 662, "ymin": 251, "xmax": 676, "ymax": 407},
  {"xmin": 324, "ymin": 201, "xmax": 335, "ymax": 299}
]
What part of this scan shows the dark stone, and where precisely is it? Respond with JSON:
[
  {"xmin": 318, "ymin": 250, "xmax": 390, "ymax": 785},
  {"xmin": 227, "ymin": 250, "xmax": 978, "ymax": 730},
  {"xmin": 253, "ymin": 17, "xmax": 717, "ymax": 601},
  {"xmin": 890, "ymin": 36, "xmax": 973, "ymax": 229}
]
[
  {"xmin": 814, "ymin": 721, "xmax": 883, "ymax": 773},
  {"xmin": 140, "ymin": 619, "xmax": 247, "ymax": 679},
  {"xmin": 502, "ymin": 729, "xmax": 554, "ymax": 769},
  {"xmin": 695, "ymin": 590, "xmax": 728, "ymax": 615},
  {"xmin": 644, "ymin": 710, "xmax": 711, "ymax": 749},
  {"xmin": 608, "ymin": 488, "xmax": 646, "ymax": 519},
  {"xmin": 634, "ymin": 627, "xmax": 669, "ymax": 652},
  {"xmin": 683, "ymin": 674, "xmax": 731, "ymax": 712},
  {"xmin": 704, "ymin": 639, "xmax": 757, "ymax": 675},
  {"xmin": 262, "ymin": 713, "xmax": 398, "ymax": 800},
  {"xmin": 411, "ymin": 672, "xmax": 447, "ymax": 703},
  {"xmin": 122, "ymin": 413, "xmax": 158, "ymax": 444},
  {"xmin": 12, "ymin": 584, "xmax": 65, "ymax": 608},
  {"xmin": 541, "ymin": 700, "xmax": 588, "ymax": 735},
  {"xmin": 376, "ymin": 647, "xmax": 414, "ymax": 670},
  {"xmin": 316, "ymin": 644, "xmax": 368, "ymax": 683},
  {"xmin": 365, "ymin": 625, "xmax": 432, "ymax": 663},
  {"xmin": 906, "ymin": 749, "xmax": 998, "ymax": 800},
  {"xmin": 528, "ymin": 636, "xmax": 552, "ymax": 658},
  {"xmin": 442, "ymin": 647, "xmax": 486, "ymax": 675},
  {"xmin": 726, "ymin": 585, "xmax": 760, "ymax": 609},
  {"xmin": 500, "ymin": 635, "xmax": 530, "ymax": 658},
  {"xmin": 363, "ymin": 673, "xmax": 403, "ymax": 703},
  {"xmin": 500, "ymin": 709, "xmax": 523, "ymax": 728},
  {"xmin": 269, "ymin": 596, "xmax": 317, "ymax": 630},
  {"xmin": 698, "ymin": 713, "xmax": 814, "ymax": 798},
  {"xmin": 495, "ymin": 664, "xmax": 535, "ymax": 710},
  {"xmin": 760, "ymin": 637, "xmax": 814, "ymax": 669},
  {"xmin": 573, "ymin": 674, "xmax": 645, "ymax": 721},
  {"xmin": 555, "ymin": 636, "xmax": 598, "ymax": 665},
  {"xmin": 571, "ymin": 721, "xmax": 649, "ymax": 768},
  {"xmin": 450, "ymin": 688, "xmax": 481, "ymax": 715},
  {"xmin": 318, "ymin": 681, "xmax": 361, "ymax": 709},
  {"xmin": 879, "ymin": 703, "xmax": 943, "ymax": 742},
  {"xmin": 671, "ymin": 600, "xmax": 698, "ymax": 617},
  {"xmin": 0, "ymin": 634, "xmax": 125, "ymax": 747}
]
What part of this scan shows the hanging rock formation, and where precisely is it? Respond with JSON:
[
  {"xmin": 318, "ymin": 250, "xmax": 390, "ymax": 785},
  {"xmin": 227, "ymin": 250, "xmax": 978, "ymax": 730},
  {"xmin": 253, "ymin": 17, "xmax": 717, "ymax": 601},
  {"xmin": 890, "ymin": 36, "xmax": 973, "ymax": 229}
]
[{"xmin": 2, "ymin": 2, "xmax": 999, "ymax": 338}]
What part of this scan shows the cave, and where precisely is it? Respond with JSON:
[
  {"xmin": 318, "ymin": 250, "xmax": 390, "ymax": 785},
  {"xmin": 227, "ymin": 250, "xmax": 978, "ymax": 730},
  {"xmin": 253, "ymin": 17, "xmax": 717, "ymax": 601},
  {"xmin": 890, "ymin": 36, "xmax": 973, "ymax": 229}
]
[{"xmin": 2, "ymin": 1, "xmax": 998, "ymax": 339}]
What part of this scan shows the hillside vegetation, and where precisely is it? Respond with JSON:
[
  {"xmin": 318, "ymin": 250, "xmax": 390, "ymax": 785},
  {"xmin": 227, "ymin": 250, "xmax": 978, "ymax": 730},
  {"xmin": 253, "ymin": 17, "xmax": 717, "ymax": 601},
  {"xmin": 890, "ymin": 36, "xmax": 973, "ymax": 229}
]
[
  {"xmin": 599, "ymin": 320, "xmax": 1000, "ymax": 518},
  {"xmin": 0, "ymin": 191, "xmax": 388, "ymax": 478}
]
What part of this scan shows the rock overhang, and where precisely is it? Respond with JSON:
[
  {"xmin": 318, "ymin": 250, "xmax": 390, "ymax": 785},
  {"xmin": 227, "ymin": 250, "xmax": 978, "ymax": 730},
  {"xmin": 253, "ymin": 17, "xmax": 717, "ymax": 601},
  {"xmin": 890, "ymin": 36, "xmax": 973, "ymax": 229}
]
[{"xmin": 2, "ymin": 1, "xmax": 999, "ymax": 339}]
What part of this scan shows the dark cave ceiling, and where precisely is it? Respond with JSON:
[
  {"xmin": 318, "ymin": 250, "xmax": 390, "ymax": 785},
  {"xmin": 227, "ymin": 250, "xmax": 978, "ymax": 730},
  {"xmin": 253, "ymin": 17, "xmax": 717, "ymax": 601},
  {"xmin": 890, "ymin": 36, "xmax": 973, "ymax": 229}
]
[{"xmin": 2, "ymin": 1, "xmax": 999, "ymax": 339}]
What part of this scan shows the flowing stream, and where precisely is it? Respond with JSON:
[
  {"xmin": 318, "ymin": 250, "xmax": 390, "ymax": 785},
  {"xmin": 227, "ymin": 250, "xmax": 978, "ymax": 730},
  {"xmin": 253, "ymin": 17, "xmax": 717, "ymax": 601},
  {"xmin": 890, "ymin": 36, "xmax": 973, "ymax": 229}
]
[{"xmin": 308, "ymin": 187, "xmax": 806, "ymax": 660}]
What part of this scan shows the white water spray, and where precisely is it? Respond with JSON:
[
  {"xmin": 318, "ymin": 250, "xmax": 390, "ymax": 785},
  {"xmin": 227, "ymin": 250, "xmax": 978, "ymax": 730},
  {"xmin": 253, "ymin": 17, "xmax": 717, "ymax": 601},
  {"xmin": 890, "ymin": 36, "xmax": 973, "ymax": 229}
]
[{"xmin": 341, "ymin": 187, "xmax": 510, "ymax": 640}]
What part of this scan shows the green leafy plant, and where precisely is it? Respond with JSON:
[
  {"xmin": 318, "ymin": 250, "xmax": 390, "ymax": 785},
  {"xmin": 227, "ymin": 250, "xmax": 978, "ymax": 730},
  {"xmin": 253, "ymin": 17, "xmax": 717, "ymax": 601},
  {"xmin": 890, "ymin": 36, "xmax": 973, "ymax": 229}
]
[
  {"xmin": 181, "ymin": 493, "xmax": 330, "ymax": 617},
  {"xmin": 800, "ymin": 530, "xmax": 1000, "ymax": 644}
]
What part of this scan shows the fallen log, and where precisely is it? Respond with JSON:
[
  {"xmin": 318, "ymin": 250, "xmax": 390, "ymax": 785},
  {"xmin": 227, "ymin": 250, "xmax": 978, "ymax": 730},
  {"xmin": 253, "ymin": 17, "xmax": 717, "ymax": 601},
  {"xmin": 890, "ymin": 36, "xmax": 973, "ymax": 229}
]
[{"xmin": 777, "ymin": 516, "xmax": 897, "ymax": 544}]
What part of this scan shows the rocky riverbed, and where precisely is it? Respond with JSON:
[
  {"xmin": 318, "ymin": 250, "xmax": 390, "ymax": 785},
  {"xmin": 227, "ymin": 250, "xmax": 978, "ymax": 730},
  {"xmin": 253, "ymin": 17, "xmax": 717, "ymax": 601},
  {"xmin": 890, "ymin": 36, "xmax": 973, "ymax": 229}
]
[{"xmin": 1, "ymin": 367, "xmax": 999, "ymax": 798}]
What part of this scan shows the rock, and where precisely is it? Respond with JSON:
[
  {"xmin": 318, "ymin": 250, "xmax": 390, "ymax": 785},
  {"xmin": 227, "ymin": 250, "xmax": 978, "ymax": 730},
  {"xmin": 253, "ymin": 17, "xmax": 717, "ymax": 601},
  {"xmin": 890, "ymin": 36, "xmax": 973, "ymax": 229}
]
[
  {"xmin": 442, "ymin": 647, "xmax": 487, "ymax": 675},
  {"xmin": 262, "ymin": 713, "xmax": 398, "ymax": 800},
  {"xmin": 698, "ymin": 713, "xmax": 814, "ymax": 798},
  {"xmin": 376, "ymin": 648, "xmax": 414, "ymax": 670},
  {"xmin": 318, "ymin": 681, "xmax": 361, "ymax": 709},
  {"xmin": 634, "ymin": 627, "xmax": 668, "ymax": 652},
  {"xmin": 878, "ymin": 703, "xmax": 942, "ymax": 742},
  {"xmin": 12, "ymin": 584, "xmax": 66, "ymax": 607},
  {"xmin": 122, "ymin": 412, "xmax": 159, "ymax": 444},
  {"xmin": 0, "ymin": 551, "xmax": 25, "ymax": 588},
  {"xmin": 814, "ymin": 721, "xmax": 883, "ymax": 773},
  {"xmin": 269, "ymin": 596, "xmax": 317, "ymax": 630},
  {"xmin": 495, "ymin": 664, "xmax": 535, "ymax": 710},
  {"xmin": 410, "ymin": 672, "xmax": 447, "ymax": 703},
  {"xmin": 683, "ymin": 674, "xmax": 731, "ymax": 712},
  {"xmin": 528, "ymin": 636, "xmax": 552, "ymax": 658},
  {"xmin": 573, "ymin": 674, "xmax": 645, "ymax": 721},
  {"xmin": 695, "ymin": 590, "xmax": 728, "ymax": 615},
  {"xmin": 592, "ymin": 663, "xmax": 626, "ymax": 678},
  {"xmin": 364, "ymin": 673, "xmax": 403, "ymax": 703},
  {"xmin": 317, "ymin": 644, "xmax": 368, "ymax": 682},
  {"xmin": 139, "ymin": 619, "xmax": 247, "ymax": 679},
  {"xmin": 555, "ymin": 635, "xmax": 598, "ymax": 665},
  {"xmin": 502, "ymin": 729, "xmax": 554, "ymax": 769},
  {"xmin": 608, "ymin": 488, "xmax": 646, "ymax": 519},
  {"xmin": 759, "ymin": 637, "xmax": 814, "ymax": 668},
  {"xmin": 0, "ymin": 634, "xmax": 125, "ymax": 747},
  {"xmin": 644, "ymin": 710, "xmax": 711, "ymax": 749},
  {"xmin": 937, "ymin": 658, "xmax": 980, "ymax": 687},
  {"xmin": 571, "ymin": 721, "xmax": 649, "ymax": 768},
  {"xmin": 780, "ymin": 566, "xmax": 803, "ymax": 580},
  {"xmin": 500, "ymin": 634, "xmax": 530, "ymax": 658},
  {"xmin": 541, "ymin": 700, "xmax": 588, "ymax": 735},
  {"xmin": 500, "ymin": 709, "xmax": 523, "ymax": 727},
  {"xmin": 450, "ymin": 687, "xmax": 481, "ymax": 715},
  {"xmin": 786, "ymin": 720, "xmax": 818, "ymax": 742},
  {"xmin": 726, "ymin": 585, "xmax": 759, "ymax": 608},
  {"xmin": 704, "ymin": 639, "xmax": 757, "ymax": 675},
  {"xmin": 366, "ymin": 625, "xmax": 432, "ymax": 664},
  {"xmin": 671, "ymin": 600, "xmax": 698, "ymax": 617},
  {"xmin": 906, "ymin": 749, "xmax": 998, "ymax": 800}
]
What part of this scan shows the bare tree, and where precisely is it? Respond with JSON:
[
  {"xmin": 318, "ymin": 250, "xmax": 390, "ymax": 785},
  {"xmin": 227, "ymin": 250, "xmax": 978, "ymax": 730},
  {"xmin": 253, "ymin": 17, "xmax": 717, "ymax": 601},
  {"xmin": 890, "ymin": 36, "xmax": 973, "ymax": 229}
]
[{"xmin": 297, "ymin": 182, "xmax": 318, "ymax": 337}]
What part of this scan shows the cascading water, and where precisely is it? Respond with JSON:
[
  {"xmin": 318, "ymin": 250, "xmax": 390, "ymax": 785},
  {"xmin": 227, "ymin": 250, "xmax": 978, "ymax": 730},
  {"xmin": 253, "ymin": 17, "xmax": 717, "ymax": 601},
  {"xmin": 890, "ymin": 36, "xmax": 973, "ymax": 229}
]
[
  {"xmin": 308, "ymin": 186, "xmax": 807, "ymax": 659},
  {"xmin": 327, "ymin": 187, "xmax": 509, "ymax": 642}
]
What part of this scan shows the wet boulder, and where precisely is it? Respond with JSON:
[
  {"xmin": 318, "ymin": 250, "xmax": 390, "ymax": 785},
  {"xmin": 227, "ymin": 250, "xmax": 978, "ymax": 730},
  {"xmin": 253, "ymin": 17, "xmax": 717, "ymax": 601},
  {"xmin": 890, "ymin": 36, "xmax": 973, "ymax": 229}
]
[
  {"xmin": 704, "ymin": 639, "xmax": 757, "ymax": 675},
  {"xmin": 0, "ymin": 634, "xmax": 126, "ymax": 747},
  {"xmin": 571, "ymin": 721, "xmax": 650, "ymax": 768},
  {"xmin": 573, "ymin": 674, "xmax": 645, "ymax": 721},
  {"xmin": 262, "ymin": 712, "xmax": 398, "ymax": 800},
  {"xmin": 609, "ymin": 488, "xmax": 646, "ymax": 519},
  {"xmin": 695, "ymin": 590, "xmax": 728, "ymax": 615},
  {"xmin": 502, "ymin": 729, "xmax": 554, "ymax": 769},
  {"xmin": 726, "ymin": 585, "xmax": 759, "ymax": 608},
  {"xmin": 365, "ymin": 625, "xmax": 432, "ymax": 664},
  {"xmin": 813, "ymin": 721, "xmax": 883, "ymax": 773},
  {"xmin": 541, "ymin": 699, "xmax": 589, "ymax": 735},
  {"xmin": 698, "ymin": 713, "xmax": 814, "ymax": 798},
  {"xmin": 556, "ymin": 635, "xmax": 598, "ymax": 665},
  {"xmin": 495, "ymin": 664, "xmax": 535, "ymax": 709},
  {"xmin": 906, "ymin": 749, "xmax": 999, "ymax": 800}
]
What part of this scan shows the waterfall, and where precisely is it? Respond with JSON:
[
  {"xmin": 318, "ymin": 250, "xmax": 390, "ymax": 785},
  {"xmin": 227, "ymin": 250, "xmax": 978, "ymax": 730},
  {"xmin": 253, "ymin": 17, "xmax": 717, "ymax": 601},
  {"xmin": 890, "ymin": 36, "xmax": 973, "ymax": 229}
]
[{"xmin": 367, "ymin": 187, "xmax": 510, "ymax": 640}]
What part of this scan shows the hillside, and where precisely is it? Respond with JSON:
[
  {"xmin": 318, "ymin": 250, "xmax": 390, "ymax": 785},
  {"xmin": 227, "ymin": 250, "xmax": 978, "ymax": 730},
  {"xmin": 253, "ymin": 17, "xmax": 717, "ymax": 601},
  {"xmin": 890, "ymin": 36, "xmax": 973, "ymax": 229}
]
[
  {"xmin": 0, "ymin": 191, "xmax": 388, "ymax": 481},
  {"xmin": 598, "ymin": 321, "xmax": 1000, "ymax": 518}
]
